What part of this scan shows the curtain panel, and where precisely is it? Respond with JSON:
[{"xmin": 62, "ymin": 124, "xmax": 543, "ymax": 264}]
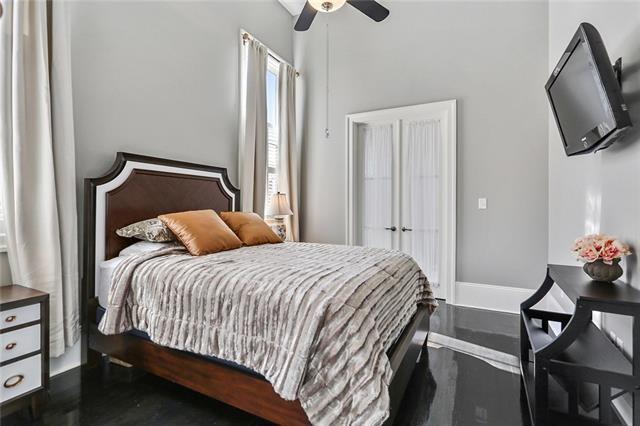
[
  {"xmin": 0, "ymin": 0, "xmax": 80, "ymax": 357},
  {"xmin": 277, "ymin": 63, "xmax": 300, "ymax": 241},
  {"xmin": 359, "ymin": 124, "xmax": 394, "ymax": 249},
  {"xmin": 238, "ymin": 39, "xmax": 268, "ymax": 215},
  {"xmin": 403, "ymin": 119, "xmax": 441, "ymax": 286}
]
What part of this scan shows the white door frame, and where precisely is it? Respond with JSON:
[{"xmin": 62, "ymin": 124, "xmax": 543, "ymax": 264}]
[{"xmin": 345, "ymin": 100, "xmax": 457, "ymax": 302}]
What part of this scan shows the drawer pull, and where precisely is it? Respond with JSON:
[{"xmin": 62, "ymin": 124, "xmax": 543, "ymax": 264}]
[
  {"xmin": 5, "ymin": 342, "xmax": 17, "ymax": 350},
  {"xmin": 4, "ymin": 315, "xmax": 16, "ymax": 323},
  {"xmin": 4, "ymin": 374, "xmax": 24, "ymax": 388}
]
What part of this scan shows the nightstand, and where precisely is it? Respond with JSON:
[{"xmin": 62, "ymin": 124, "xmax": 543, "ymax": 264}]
[{"xmin": 0, "ymin": 285, "xmax": 49, "ymax": 419}]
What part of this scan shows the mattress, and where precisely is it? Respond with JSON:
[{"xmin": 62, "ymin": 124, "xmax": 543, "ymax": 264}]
[{"xmin": 97, "ymin": 256, "xmax": 126, "ymax": 306}]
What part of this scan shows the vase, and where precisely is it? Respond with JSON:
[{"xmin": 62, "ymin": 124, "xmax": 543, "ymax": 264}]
[{"xmin": 583, "ymin": 259, "xmax": 623, "ymax": 282}]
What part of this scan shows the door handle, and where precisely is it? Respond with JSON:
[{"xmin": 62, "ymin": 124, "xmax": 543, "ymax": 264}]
[
  {"xmin": 401, "ymin": 227, "xmax": 413, "ymax": 232},
  {"xmin": 384, "ymin": 226, "xmax": 397, "ymax": 232}
]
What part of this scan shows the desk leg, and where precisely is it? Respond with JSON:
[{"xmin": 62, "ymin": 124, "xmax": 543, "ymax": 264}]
[
  {"xmin": 534, "ymin": 359, "xmax": 549, "ymax": 425},
  {"xmin": 633, "ymin": 316, "xmax": 640, "ymax": 426}
]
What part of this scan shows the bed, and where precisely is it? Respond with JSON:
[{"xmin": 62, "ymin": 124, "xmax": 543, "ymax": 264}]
[{"xmin": 82, "ymin": 152, "xmax": 433, "ymax": 425}]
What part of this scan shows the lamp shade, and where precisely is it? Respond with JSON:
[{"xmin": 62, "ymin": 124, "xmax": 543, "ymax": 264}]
[{"xmin": 267, "ymin": 192, "xmax": 293, "ymax": 217}]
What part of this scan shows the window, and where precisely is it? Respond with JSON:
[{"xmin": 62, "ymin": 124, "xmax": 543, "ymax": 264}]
[{"xmin": 265, "ymin": 56, "xmax": 280, "ymax": 216}]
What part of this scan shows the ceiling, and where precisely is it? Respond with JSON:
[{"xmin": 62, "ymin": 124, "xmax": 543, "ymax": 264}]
[{"xmin": 277, "ymin": 0, "xmax": 305, "ymax": 16}]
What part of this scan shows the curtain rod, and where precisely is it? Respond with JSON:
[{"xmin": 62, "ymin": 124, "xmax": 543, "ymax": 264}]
[{"xmin": 241, "ymin": 31, "xmax": 300, "ymax": 77}]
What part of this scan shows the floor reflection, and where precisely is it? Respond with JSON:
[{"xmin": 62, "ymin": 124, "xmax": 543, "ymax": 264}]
[
  {"xmin": 397, "ymin": 303, "xmax": 531, "ymax": 426},
  {"xmin": 429, "ymin": 303, "xmax": 520, "ymax": 356},
  {"xmin": 398, "ymin": 345, "xmax": 530, "ymax": 426},
  {"xmin": 394, "ymin": 345, "xmax": 438, "ymax": 425}
]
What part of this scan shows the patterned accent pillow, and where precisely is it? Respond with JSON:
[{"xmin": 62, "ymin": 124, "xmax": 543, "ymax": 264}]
[{"xmin": 116, "ymin": 218, "xmax": 176, "ymax": 242}]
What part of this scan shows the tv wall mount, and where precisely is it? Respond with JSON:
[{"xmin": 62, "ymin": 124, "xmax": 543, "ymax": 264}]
[{"xmin": 613, "ymin": 57, "xmax": 622, "ymax": 88}]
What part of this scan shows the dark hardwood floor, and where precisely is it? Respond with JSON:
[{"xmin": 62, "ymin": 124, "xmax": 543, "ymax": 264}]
[
  {"xmin": 430, "ymin": 303, "xmax": 521, "ymax": 356},
  {"xmin": 3, "ymin": 304, "xmax": 530, "ymax": 425}
]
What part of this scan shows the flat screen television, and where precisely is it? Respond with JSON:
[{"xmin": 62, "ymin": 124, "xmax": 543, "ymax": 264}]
[{"xmin": 546, "ymin": 23, "xmax": 632, "ymax": 156}]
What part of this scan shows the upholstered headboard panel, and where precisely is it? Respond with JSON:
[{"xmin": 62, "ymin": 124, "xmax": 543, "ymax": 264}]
[{"xmin": 83, "ymin": 152, "xmax": 240, "ymax": 299}]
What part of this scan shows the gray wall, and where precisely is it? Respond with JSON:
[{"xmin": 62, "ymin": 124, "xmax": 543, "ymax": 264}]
[
  {"xmin": 294, "ymin": 1, "xmax": 549, "ymax": 289},
  {"xmin": 548, "ymin": 1, "xmax": 640, "ymax": 358},
  {"xmin": 70, "ymin": 0, "xmax": 293, "ymax": 201},
  {"xmin": 44, "ymin": 0, "xmax": 293, "ymax": 373}
]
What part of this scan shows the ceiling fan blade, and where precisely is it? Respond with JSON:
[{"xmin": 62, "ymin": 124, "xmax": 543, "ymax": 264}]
[
  {"xmin": 294, "ymin": 1, "xmax": 318, "ymax": 31},
  {"xmin": 347, "ymin": 0, "xmax": 390, "ymax": 22}
]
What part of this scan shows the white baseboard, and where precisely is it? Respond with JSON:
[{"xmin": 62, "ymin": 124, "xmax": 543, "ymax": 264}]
[{"xmin": 454, "ymin": 281, "xmax": 534, "ymax": 314}]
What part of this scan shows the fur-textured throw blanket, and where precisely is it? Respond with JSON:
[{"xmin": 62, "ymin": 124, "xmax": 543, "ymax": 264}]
[{"xmin": 99, "ymin": 242, "xmax": 436, "ymax": 425}]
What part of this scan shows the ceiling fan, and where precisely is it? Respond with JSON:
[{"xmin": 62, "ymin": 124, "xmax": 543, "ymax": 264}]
[{"xmin": 294, "ymin": 0, "xmax": 390, "ymax": 31}]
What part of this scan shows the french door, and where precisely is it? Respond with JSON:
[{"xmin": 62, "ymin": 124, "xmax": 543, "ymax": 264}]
[{"xmin": 346, "ymin": 101, "xmax": 456, "ymax": 301}]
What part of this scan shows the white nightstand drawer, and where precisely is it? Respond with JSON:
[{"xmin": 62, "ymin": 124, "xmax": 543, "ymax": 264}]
[
  {"xmin": 0, "ymin": 324, "xmax": 41, "ymax": 363},
  {"xmin": 0, "ymin": 354, "xmax": 41, "ymax": 403},
  {"xmin": 1, "ymin": 304, "xmax": 40, "ymax": 330}
]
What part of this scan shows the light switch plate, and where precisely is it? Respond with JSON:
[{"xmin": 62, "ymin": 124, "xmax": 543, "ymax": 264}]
[{"xmin": 478, "ymin": 198, "xmax": 487, "ymax": 210}]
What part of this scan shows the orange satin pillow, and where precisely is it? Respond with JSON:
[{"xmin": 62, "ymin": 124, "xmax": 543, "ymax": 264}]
[
  {"xmin": 219, "ymin": 212, "xmax": 283, "ymax": 246},
  {"xmin": 158, "ymin": 210, "xmax": 242, "ymax": 256}
]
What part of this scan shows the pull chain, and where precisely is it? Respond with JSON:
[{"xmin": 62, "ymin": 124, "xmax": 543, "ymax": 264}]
[{"xmin": 325, "ymin": 23, "xmax": 330, "ymax": 139}]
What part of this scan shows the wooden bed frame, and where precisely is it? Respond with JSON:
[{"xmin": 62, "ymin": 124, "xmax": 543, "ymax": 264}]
[{"xmin": 82, "ymin": 152, "xmax": 430, "ymax": 425}]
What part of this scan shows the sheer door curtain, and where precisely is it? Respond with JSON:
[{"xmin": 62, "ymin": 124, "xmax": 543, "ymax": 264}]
[
  {"xmin": 359, "ymin": 124, "xmax": 394, "ymax": 250},
  {"xmin": 402, "ymin": 119, "xmax": 441, "ymax": 287},
  {"xmin": 0, "ymin": 0, "xmax": 80, "ymax": 356}
]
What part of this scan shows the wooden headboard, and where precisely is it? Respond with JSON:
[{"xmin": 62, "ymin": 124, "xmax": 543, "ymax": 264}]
[{"xmin": 83, "ymin": 152, "xmax": 240, "ymax": 301}]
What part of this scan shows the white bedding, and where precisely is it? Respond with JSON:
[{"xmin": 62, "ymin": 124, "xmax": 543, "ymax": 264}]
[
  {"xmin": 97, "ymin": 241, "xmax": 176, "ymax": 306},
  {"xmin": 97, "ymin": 257, "xmax": 125, "ymax": 306},
  {"xmin": 99, "ymin": 242, "xmax": 436, "ymax": 425}
]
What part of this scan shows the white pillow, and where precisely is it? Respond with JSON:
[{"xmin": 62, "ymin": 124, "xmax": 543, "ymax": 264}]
[{"xmin": 119, "ymin": 241, "xmax": 177, "ymax": 257}]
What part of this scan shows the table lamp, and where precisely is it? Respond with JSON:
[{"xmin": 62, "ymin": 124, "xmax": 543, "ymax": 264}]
[{"xmin": 267, "ymin": 192, "xmax": 293, "ymax": 223}]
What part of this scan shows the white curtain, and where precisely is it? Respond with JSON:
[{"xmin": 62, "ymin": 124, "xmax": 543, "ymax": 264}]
[
  {"xmin": 359, "ymin": 124, "xmax": 393, "ymax": 249},
  {"xmin": 0, "ymin": 203, "xmax": 6, "ymax": 249},
  {"xmin": 277, "ymin": 63, "xmax": 300, "ymax": 241},
  {"xmin": 0, "ymin": 0, "xmax": 80, "ymax": 356},
  {"xmin": 238, "ymin": 38, "xmax": 268, "ymax": 215},
  {"xmin": 402, "ymin": 119, "xmax": 441, "ymax": 287}
]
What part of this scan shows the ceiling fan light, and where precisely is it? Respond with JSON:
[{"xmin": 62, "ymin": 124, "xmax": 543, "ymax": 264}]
[{"xmin": 309, "ymin": 0, "xmax": 347, "ymax": 13}]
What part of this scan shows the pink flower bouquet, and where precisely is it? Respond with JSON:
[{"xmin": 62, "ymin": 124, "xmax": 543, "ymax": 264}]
[{"xmin": 571, "ymin": 234, "xmax": 632, "ymax": 265}]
